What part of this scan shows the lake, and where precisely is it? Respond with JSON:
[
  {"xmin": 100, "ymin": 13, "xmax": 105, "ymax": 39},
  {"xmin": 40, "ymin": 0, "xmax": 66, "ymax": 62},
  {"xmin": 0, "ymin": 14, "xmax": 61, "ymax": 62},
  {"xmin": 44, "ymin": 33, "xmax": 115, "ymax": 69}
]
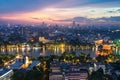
[{"xmin": 0, "ymin": 44, "xmax": 119, "ymax": 58}]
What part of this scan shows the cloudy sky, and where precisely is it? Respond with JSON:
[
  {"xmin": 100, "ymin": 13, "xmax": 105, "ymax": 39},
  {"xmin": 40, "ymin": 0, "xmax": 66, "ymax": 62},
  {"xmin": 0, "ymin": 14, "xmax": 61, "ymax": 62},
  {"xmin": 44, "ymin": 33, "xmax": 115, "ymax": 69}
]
[{"xmin": 0, "ymin": 0, "xmax": 120, "ymax": 24}]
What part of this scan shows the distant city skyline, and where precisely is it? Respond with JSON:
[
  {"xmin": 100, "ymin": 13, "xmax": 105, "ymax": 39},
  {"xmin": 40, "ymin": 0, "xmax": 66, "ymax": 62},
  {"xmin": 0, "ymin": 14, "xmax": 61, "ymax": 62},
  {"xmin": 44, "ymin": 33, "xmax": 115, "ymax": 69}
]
[{"xmin": 0, "ymin": 0, "xmax": 120, "ymax": 24}]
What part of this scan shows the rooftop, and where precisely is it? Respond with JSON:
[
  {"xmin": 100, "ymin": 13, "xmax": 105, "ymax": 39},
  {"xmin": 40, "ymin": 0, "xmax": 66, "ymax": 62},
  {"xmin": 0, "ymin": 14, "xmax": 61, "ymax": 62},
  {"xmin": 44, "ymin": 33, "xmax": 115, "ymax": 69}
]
[
  {"xmin": 49, "ymin": 72, "xmax": 63, "ymax": 76},
  {"xmin": 27, "ymin": 60, "xmax": 40, "ymax": 70},
  {"xmin": 0, "ymin": 68, "xmax": 13, "ymax": 77},
  {"xmin": 10, "ymin": 61, "xmax": 23, "ymax": 69}
]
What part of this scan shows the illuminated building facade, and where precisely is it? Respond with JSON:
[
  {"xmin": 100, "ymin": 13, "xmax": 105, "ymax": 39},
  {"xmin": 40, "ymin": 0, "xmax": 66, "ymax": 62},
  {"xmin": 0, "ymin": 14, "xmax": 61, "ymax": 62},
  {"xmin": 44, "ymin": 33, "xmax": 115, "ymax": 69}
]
[{"xmin": 95, "ymin": 39, "xmax": 113, "ymax": 56}]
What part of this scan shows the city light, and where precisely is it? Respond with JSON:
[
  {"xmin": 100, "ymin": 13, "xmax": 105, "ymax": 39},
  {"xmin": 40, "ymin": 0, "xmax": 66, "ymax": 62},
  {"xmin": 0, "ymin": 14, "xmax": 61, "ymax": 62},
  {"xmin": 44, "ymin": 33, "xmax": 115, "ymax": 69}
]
[{"xmin": 0, "ymin": 0, "xmax": 120, "ymax": 80}]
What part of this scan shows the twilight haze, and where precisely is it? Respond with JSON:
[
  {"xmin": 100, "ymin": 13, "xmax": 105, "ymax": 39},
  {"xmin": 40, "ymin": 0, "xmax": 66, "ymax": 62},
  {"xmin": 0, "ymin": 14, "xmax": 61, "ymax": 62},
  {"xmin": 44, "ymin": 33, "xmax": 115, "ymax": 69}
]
[{"xmin": 0, "ymin": 0, "xmax": 120, "ymax": 24}]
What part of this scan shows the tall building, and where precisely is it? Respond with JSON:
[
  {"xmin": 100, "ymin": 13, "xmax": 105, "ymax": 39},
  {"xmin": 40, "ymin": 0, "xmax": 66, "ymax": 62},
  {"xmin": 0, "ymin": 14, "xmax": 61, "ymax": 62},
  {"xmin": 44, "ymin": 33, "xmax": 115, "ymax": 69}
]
[
  {"xmin": 23, "ymin": 55, "xmax": 29, "ymax": 64},
  {"xmin": 72, "ymin": 21, "xmax": 76, "ymax": 28},
  {"xmin": 7, "ymin": 23, "xmax": 10, "ymax": 27}
]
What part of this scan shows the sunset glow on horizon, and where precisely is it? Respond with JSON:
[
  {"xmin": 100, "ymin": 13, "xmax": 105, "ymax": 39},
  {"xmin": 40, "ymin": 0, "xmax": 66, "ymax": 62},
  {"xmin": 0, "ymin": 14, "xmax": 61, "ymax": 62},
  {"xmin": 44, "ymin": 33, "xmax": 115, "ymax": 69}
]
[{"xmin": 0, "ymin": 0, "xmax": 120, "ymax": 24}]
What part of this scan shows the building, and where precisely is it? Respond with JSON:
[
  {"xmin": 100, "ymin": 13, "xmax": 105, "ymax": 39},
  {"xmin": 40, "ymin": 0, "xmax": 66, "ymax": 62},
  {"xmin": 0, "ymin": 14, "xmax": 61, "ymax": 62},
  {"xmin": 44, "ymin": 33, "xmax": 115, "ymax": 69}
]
[
  {"xmin": 39, "ymin": 37, "xmax": 54, "ymax": 43},
  {"xmin": 49, "ymin": 72, "xmax": 64, "ymax": 80},
  {"xmin": 72, "ymin": 21, "xmax": 76, "ymax": 28},
  {"xmin": 26, "ymin": 60, "xmax": 40, "ymax": 71},
  {"xmin": 10, "ymin": 61, "xmax": 23, "ymax": 70},
  {"xmin": 64, "ymin": 64, "xmax": 89, "ymax": 80},
  {"xmin": 49, "ymin": 62, "xmax": 64, "ymax": 80},
  {"xmin": 23, "ymin": 55, "xmax": 29, "ymax": 65},
  {"xmin": 50, "ymin": 65, "xmax": 61, "ymax": 73},
  {"xmin": 0, "ymin": 68, "xmax": 13, "ymax": 80},
  {"xmin": 64, "ymin": 69, "xmax": 88, "ymax": 80}
]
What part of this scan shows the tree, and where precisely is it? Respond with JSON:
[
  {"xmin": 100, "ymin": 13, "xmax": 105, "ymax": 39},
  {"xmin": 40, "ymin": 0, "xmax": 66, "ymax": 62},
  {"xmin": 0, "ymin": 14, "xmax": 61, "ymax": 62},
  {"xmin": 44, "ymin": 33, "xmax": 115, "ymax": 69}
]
[
  {"xmin": 117, "ymin": 75, "xmax": 120, "ymax": 80},
  {"xmin": 88, "ymin": 71, "xmax": 104, "ymax": 80},
  {"xmin": 104, "ymin": 74, "xmax": 113, "ymax": 80},
  {"xmin": 96, "ymin": 55, "xmax": 107, "ymax": 62},
  {"xmin": 0, "ymin": 58, "xmax": 4, "ymax": 66},
  {"xmin": 79, "ymin": 53, "xmax": 91, "ymax": 62},
  {"xmin": 97, "ymin": 67, "xmax": 104, "ymax": 74},
  {"xmin": 113, "ymin": 61, "xmax": 120, "ymax": 69},
  {"xmin": 11, "ymin": 71, "xmax": 26, "ymax": 80},
  {"xmin": 25, "ymin": 70, "xmax": 43, "ymax": 80},
  {"xmin": 88, "ymin": 67, "xmax": 106, "ymax": 80}
]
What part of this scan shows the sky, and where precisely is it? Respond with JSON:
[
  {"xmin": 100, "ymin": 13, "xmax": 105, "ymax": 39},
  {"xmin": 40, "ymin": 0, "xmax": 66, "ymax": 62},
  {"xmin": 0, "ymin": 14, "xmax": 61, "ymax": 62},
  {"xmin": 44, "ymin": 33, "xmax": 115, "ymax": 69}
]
[{"xmin": 0, "ymin": 0, "xmax": 120, "ymax": 24}]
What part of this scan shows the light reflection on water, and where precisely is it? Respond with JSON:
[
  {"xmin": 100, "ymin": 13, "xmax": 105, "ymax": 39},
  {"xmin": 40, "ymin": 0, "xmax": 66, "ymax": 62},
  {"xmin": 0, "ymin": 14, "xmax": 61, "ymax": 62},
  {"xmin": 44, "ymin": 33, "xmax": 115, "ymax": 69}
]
[{"xmin": 0, "ymin": 45, "xmax": 119, "ymax": 58}]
